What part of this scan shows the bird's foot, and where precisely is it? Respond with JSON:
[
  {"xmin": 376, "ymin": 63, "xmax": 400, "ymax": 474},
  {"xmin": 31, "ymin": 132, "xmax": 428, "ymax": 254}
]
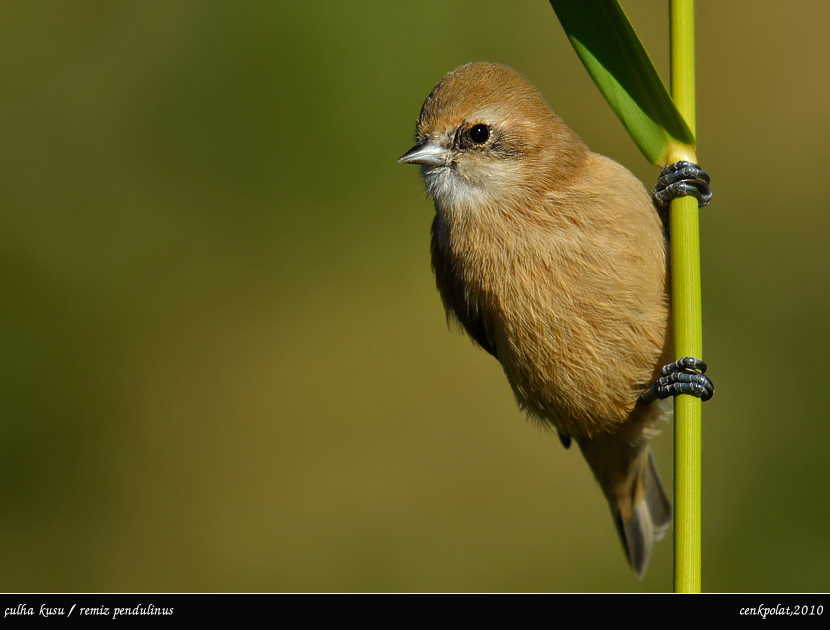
[
  {"xmin": 652, "ymin": 161, "xmax": 712, "ymax": 209},
  {"xmin": 640, "ymin": 357, "xmax": 714, "ymax": 404}
]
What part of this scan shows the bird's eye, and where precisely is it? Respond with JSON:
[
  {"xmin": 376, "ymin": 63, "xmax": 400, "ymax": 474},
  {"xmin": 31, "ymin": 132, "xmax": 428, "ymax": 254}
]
[{"xmin": 469, "ymin": 124, "xmax": 490, "ymax": 144}]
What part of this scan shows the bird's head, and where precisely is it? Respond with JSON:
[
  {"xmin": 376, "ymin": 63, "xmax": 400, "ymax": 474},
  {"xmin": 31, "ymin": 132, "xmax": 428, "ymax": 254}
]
[{"xmin": 399, "ymin": 62, "xmax": 587, "ymax": 210}]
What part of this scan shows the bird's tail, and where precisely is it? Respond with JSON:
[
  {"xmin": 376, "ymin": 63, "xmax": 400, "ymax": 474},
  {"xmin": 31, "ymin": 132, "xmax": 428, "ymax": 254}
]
[
  {"xmin": 614, "ymin": 450, "xmax": 671, "ymax": 578},
  {"xmin": 577, "ymin": 430, "xmax": 672, "ymax": 578}
]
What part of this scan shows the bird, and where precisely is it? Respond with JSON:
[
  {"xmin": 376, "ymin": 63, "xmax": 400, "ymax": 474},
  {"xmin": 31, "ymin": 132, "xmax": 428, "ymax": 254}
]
[{"xmin": 399, "ymin": 61, "xmax": 713, "ymax": 577}]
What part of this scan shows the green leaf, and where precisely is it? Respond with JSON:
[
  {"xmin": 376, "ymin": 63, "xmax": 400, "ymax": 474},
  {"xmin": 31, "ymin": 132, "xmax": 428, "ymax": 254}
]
[{"xmin": 549, "ymin": 0, "xmax": 695, "ymax": 166}]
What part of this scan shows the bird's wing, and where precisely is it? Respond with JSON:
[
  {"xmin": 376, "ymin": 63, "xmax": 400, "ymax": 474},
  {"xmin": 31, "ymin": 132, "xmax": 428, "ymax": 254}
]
[{"xmin": 430, "ymin": 218, "xmax": 499, "ymax": 359}]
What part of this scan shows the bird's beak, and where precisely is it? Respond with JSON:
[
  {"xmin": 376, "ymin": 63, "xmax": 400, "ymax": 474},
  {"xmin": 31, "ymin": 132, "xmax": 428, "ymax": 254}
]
[{"xmin": 398, "ymin": 141, "xmax": 450, "ymax": 166}]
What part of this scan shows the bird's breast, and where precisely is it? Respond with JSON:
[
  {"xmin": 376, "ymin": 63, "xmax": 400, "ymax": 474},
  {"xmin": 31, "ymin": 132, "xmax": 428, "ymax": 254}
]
[{"xmin": 431, "ymin": 192, "xmax": 668, "ymax": 439}]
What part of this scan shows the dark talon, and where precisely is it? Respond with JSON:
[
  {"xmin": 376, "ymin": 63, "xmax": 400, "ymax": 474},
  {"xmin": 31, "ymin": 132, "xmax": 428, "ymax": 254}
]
[
  {"xmin": 652, "ymin": 160, "xmax": 712, "ymax": 209},
  {"xmin": 662, "ymin": 356, "xmax": 707, "ymax": 376},
  {"xmin": 640, "ymin": 356, "xmax": 714, "ymax": 404}
]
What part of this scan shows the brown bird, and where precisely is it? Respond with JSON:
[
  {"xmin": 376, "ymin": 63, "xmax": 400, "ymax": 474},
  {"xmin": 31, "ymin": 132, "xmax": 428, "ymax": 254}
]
[{"xmin": 399, "ymin": 62, "xmax": 712, "ymax": 577}]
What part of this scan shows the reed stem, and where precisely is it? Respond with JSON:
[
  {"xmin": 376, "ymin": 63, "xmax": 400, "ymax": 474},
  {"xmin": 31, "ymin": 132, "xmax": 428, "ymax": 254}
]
[{"xmin": 668, "ymin": 0, "xmax": 703, "ymax": 594}]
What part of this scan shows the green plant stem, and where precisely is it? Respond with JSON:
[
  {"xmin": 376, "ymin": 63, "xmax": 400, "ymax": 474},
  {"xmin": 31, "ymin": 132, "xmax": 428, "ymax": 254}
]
[{"xmin": 669, "ymin": 0, "xmax": 702, "ymax": 594}]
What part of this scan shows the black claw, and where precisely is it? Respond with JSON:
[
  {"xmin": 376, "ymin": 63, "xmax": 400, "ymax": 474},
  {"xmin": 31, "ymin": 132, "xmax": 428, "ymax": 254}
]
[
  {"xmin": 661, "ymin": 356, "xmax": 707, "ymax": 376},
  {"xmin": 659, "ymin": 161, "xmax": 710, "ymax": 185},
  {"xmin": 652, "ymin": 160, "xmax": 713, "ymax": 209},
  {"xmin": 640, "ymin": 356, "xmax": 714, "ymax": 404},
  {"xmin": 557, "ymin": 430, "xmax": 571, "ymax": 449}
]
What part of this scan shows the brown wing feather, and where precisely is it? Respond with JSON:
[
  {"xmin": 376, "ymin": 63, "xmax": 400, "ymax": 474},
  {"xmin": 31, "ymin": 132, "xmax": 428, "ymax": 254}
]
[{"xmin": 430, "ymin": 216, "xmax": 499, "ymax": 359}]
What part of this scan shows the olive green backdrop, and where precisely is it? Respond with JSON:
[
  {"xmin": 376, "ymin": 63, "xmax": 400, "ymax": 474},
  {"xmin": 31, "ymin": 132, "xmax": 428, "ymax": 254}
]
[{"xmin": 2, "ymin": 1, "xmax": 827, "ymax": 592}]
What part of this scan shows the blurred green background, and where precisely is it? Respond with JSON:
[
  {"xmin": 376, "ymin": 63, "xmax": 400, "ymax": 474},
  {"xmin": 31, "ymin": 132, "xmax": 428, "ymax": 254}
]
[{"xmin": 2, "ymin": 1, "xmax": 827, "ymax": 592}]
